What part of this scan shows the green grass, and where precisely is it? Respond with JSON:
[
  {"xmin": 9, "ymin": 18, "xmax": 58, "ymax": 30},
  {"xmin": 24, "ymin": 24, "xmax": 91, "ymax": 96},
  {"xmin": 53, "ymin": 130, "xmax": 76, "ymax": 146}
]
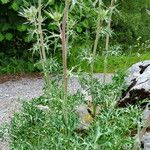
[
  {"xmin": 75, "ymin": 52, "xmax": 150, "ymax": 73},
  {"xmin": 1, "ymin": 52, "xmax": 150, "ymax": 74},
  {"xmin": 0, "ymin": 53, "xmax": 36, "ymax": 74},
  {"xmin": 10, "ymin": 73, "xmax": 141, "ymax": 149}
]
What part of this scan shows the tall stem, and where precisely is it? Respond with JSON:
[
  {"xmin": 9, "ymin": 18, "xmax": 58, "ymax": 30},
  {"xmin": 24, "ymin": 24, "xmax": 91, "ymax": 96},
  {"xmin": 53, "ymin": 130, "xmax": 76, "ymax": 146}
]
[
  {"xmin": 38, "ymin": 0, "xmax": 47, "ymax": 63},
  {"xmin": 91, "ymin": 1, "xmax": 103, "ymax": 116},
  {"xmin": 60, "ymin": 0, "xmax": 70, "ymax": 127},
  {"xmin": 38, "ymin": 0, "xmax": 52, "ymax": 96},
  {"xmin": 103, "ymin": 0, "xmax": 116, "ymax": 83},
  {"xmin": 34, "ymin": 18, "xmax": 44, "ymax": 66},
  {"xmin": 91, "ymin": 3, "xmax": 102, "ymax": 76}
]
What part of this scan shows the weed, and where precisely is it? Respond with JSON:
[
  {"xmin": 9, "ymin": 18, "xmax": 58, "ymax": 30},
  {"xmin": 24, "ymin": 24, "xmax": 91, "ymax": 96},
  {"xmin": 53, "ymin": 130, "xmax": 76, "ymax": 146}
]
[
  {"xmin": 7, "ymin": 1, "xmax": 147, "ymax": 149},
  {"xmin": 10, "ymin": 71, "xmax": 141, "ymax": 149}
]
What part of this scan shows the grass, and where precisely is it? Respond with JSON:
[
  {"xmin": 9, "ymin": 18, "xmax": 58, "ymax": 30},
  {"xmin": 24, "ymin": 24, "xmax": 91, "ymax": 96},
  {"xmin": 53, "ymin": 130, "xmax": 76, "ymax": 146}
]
[
  {"xmin": 0, "ymin": 53, "xmax": 36, "ymax": 74},
  {"xmin": 70, "ymin": 51, "xmax": 150, "ymax": 73},
  {"xmin": 9, "ymin": 72, "xmax": 142, "ymax": 149},
  {"xmin": 95, "ymin": 52, "xmax": 150, "ymax": 72},
  {"xmin": 1, "ymin": 51, "xmax": 150, "ymax": 74}
]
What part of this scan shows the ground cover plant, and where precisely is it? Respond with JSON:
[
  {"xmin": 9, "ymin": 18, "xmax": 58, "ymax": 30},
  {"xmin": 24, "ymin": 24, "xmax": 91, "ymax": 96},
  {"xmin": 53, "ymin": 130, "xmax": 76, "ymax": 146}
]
[
  {"xmin": 2, "ymin": 0, "xmax": 149, "ymax": 149},
  {"xmin": 10, "ymin": 72, "xmax": 141, "ymax": 149}
]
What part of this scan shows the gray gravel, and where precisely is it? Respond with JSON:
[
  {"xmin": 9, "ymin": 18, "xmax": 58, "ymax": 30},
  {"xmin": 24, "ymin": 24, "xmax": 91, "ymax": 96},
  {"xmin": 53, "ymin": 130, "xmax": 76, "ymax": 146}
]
[
  {"xmin": 0, "ymin": 78, "xmax": 44, "ymax": 125},
  {"xmin": 0, "ymin": 74, "xmax": 112, "ymax": 150},
  {"xmin": 0, "ymin": 74, "xmax": 112, "ymax": 125}
]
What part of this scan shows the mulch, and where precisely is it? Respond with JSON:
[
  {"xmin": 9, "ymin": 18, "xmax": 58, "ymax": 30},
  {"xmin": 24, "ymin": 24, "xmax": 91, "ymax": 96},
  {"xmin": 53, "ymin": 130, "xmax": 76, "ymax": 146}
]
[{"xmin": 0, "ymin": 73, "xmax": 43, "ymax": 84}]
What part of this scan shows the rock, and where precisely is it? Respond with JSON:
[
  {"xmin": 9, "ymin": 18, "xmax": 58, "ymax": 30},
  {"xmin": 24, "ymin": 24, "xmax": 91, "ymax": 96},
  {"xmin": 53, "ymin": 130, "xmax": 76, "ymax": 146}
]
[
  {"xmin": 141, "ymin": 132, "xmax": 150, "ymax": 150},
  {"xmin": 131, "ymin": 103, "xmax": 150, "ymax": 149},
  {"xmin": 140, "ymin": 103, "xmax": 150, "ymax": 149},
  {"xmin": 75, "ymin": 102, "xmax": 100, "ymax": 133},
  {"xmin": 143, "ymin": 103, "xmax": 150, "ymax": 124},
  {"xmin": 75, "ymin": 104, "xmax": 93, "ymax": 130},
  {"xmin": 117, "ymin": 60, "xmax": 150, "ymax": 107}
]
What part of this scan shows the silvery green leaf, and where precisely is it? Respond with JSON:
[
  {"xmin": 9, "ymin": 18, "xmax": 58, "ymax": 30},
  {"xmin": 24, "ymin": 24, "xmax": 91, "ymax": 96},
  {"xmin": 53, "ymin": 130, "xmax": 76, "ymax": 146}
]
[
  {"xmin": 72, "ymin": 0, "xmax": 77, "ymax": 5},
  {"xmin": 147, "ymin": 10, "xmax": 150, "ymax": 15}
]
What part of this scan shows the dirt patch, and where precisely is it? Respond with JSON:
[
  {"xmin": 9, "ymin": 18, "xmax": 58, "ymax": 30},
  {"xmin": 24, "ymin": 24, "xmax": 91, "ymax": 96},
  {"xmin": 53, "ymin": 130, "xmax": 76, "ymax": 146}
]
[{"xmin": 0, "ymin": 73, "xmax": 42, "ymax": 84}]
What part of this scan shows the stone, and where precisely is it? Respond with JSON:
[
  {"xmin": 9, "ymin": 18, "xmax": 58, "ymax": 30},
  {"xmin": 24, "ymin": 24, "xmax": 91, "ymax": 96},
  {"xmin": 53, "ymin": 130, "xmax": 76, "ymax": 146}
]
[
  {"xmin": 117, "ymin": 60, "xmax": 150, "ymax": 107},
  {"xmin": 75, "ymin": 104, "xmax": 93, "ymax": 130},
  {"xmin": 75, "ymin": 102, "xmax": 100, "ymax": 132},
  {"xmin": 141, "ymin": 132, "xmax": 150, "ymax": 150}
]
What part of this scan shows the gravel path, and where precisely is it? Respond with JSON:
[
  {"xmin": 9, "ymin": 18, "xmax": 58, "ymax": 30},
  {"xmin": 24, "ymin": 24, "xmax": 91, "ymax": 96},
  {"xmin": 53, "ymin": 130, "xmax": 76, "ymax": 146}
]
[{"xmin": 0, "ymin": 74, "xmax": 112, "ymax": 150}]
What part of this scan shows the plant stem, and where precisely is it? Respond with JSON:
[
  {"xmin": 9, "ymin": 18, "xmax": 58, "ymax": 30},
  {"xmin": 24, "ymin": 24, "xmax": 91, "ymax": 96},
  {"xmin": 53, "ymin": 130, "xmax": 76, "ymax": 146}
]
[
  {"xmin": 91, "ymin": 1, "xmax": 103, "ymax": 116},
  {"xmin": 91, "ymin": 3, "xmax": 103, "ymax": 76},
  {"xmin": 34, "ymin": 21, "xmax": 43, "ymax": 63},
  {"xmin": 103, "ymin": 0, "xmax": 116, "ymax": 83},
  {"xmin": 38, "ymin": 0, "xmax": 47, "ymax": 63},
  {"xmin": 59, "ymin": 0, "xmax": 70, "ymax": 127},
  {"xmin": 38, "ymin": 0, "xmax": 53, "ymax": 97}
]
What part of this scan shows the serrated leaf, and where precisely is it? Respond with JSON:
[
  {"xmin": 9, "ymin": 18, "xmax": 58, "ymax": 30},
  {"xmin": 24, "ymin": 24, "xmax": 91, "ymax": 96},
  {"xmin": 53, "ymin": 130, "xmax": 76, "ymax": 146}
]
[
  {"xmin": 45, "ymin": 10, "xmax": 62, "ymax": 22},
  {"xmin": 72, "ymin": 0, "xmax": 77, "ymax": 5},
  {"xmin": 147, "ymin": 10, "xmax": 150, "ymax": 15}
]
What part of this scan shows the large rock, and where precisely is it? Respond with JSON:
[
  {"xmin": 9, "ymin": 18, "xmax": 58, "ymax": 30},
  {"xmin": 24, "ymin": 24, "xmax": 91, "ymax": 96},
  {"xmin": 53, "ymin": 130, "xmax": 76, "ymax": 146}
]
[
  {"xmin": 117, "ymin": 60, "xmax": 150, "ymax": 107},
  {"xmin": 142, "ymin": 132, "xmax": 150, "ymax": 150}
]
